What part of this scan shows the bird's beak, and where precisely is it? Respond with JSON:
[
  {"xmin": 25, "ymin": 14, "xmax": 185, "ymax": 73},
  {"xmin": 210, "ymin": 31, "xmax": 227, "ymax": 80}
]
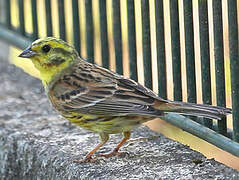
[{"xmin": 18, "ymin": 46, "xmax": 37, "ymax": 58}]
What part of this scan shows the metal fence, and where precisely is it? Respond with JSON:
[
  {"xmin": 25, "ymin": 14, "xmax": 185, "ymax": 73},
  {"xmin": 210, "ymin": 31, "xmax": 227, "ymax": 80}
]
[{"xmin": 0, "ymin": 0, "xmax": 239, "ymax": 157}]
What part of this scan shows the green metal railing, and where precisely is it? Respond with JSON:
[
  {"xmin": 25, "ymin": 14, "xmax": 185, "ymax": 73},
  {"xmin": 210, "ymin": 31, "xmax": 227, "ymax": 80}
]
[
  {"xmin": 127, "ymin": 0, "xmax": 137, "ymax": 81},
  {"xmin": 99, "ymin": 0, "xmax": 109, "ymax": 69},
  {"xmin": 228, "ymin": 0, "xmax": 239, "ymax": 142},
  {"xmin": 0, "ymin": 0, "xmax": 239, "ymax": 157},
  {"xmin": 170, "ymin": 0, "xmax": 182, "ymax": 102},
  {"xmin": 155, "ymin": 0, "xmax": 166, "ymax": 99},
  {"xmin": 213, "ymin": 0, "xmax": 227, "ymax": 136},
  {"xmin": 142, "ymin": 0, "xmax": 152, "ymax": 89}
]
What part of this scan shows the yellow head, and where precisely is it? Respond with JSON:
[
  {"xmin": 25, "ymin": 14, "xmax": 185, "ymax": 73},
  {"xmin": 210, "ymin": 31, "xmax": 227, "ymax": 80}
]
[{"xmin": 19, "ymin": 37, "xmax": 79, "ymax": 86}]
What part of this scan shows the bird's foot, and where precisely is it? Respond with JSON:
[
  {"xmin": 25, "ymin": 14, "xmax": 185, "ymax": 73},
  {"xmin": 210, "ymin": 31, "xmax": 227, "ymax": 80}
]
[{"xmin": 97, "ymin": 151, "xmax": 123, "ymax": 158}]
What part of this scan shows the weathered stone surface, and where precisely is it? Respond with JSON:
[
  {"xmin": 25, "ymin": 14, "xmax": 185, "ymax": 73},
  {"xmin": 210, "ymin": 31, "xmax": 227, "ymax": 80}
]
[{"xmin": 0, "ymin": 51, "xmax": 239, "ymax": 179}]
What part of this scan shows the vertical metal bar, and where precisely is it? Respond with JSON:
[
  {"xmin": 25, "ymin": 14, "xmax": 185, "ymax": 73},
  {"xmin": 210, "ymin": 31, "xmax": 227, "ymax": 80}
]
[
  {"xmin": 141, "ymin": 0, "xmax": 152, "ymax": 89},
  {"xmin": 112, "ymin": 0, "xmax": 123, "ymax": 74},
  {"xmin": 5, "ymin": 0, "xmax": 11, "ymax": 28},
  {"xmin": 127, "ymin": 0, "xmax": 137, "ymax": 81},
  {"xmin": 155, "ymin": 0, "xmax": 167, "ymax": 98},
  {"xmin": 183, "ymin": 0, "xmax": 196, "ymax": 103},
  {"xmin": 31, "ymin": 0, "xmax": 38, "ymax": 39},
  {"xmin": 45, "ymin": 0, "xmax": 53, "ymax": 36},
  {"xmin": 213, "ymin": 0, "xmax": 226, "ymax": 135},
  {"xmin": 58, "ymin": 0, "xmax": 66, "ymax": 40},
  {"xmin": 85, "ymin": 0, "xmax": 94, "ymax": 63},
  {"xmin": 18, "ymin": 0, "xmax": 25, "ymax": 35},
  {"xmin": 99, "ymin": 0, "xmax": 109, "ymax": 69},
  {"xmin": 84, "ymin": 0, "xmax": 94, "ymax": 62},
  {"xmin": 170, "ymin": 0, "xmax": 182, "ymax": 101},
  {"xmin": 72, "ymin": 0, "xmax": 81, "ymax": 54},
  {"xmin": 183, "ymin": 0, "xmax": 198, "ymax": 122},
  {"xmin": 198, "ymin": 1, "xmax": 212, "ymax": 128},
  {"xmin": 228, "ymin": 0, "xmax": 239, "ymax": 142}
]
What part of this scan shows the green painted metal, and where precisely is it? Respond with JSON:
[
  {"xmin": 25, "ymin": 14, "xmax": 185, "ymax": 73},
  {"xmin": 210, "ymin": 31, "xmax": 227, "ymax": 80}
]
[
  {"xmin": 141, "ymin": 0, "xmax": 152, "ymax": 89},
  {"xmin": 198, "ymin": 1, "xmax": 212, "ymax": 128},
  {"xmin": 45, "ymin": 0, "xmax": 53, "ymax": 36},
  {"xmin": 5, "ymin": 0, "xmax": 11, "ymax": 28},
  {"xmin": 155, "ymin": 0, "xmax": 167, "ymax": 99},
  {"xmin": 72, "ymin": 0, "xmax": 81, "ymax": 54},
  {"xmin": 99, "ymin": 0, "xmax": 109, "ymax": 69},
  {"xmin": 0, "ymin": 24, "xmax": 31, "ymax": 49},
  {"xmin": 162, "ymin": 113, "xmax": 239, "ymax": 157},
  {"xmin": 228, "ymin": 0, "xmax": 239, "ymax": 142},
  {"xmin": 213, "ymin": 0, "xmax": 226, "ymax": 136},
  {"xmin": 58, "ymin": 0, "xmax": 66, "ymax": 40},
  {"xmin": 85, "ymin": 0, "xmax": 94, "ymax": 63},
  {"xmin": 18, "ymin": 0, "xmax": 25, "ymax": 35},
  {"xmin": 127, "ymin": 0, "xmax": 137, "ymax": 81},
  {"xmin": 112, "ymin": 0, "xmax": 123, "ymax": 75},
  {"xmin": 31, "ymin": 0, "xmax": 38, "ymax": 40},
  {"xmin": 183, "ymin": 0, "xmax": 196, "ymax": 104},
  {"xmin": 183, "ymin": 0, "xmax": 198, "ymax": 122},
  {"xmin": 169, "ymin": 0, "xmax": 182, "ymax": 101}
]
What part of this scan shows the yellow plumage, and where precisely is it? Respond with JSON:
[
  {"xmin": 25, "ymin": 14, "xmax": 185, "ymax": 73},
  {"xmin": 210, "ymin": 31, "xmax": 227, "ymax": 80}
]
[{"xmin": 19, "ymin": 37, "xmax": 232, "ymax": 162}]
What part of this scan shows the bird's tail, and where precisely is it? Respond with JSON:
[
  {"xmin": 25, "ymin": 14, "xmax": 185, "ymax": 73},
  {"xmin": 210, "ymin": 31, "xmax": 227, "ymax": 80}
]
[{"xmin": 155, "ymin": 100, "xmax": 232, "ymax": 120}]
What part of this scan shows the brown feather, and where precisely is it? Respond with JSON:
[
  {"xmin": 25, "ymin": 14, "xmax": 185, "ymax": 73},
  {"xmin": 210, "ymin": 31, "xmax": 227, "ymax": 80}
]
[{"xmin": 48, "ymin": 57, "xmax": 231, "ymax": 120}]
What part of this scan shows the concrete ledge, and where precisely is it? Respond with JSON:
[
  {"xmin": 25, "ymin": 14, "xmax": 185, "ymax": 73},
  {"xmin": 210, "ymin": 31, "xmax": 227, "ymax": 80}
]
[{"xmin": 0, "ymin": 55, "xmax": 239, "ymax": 179}]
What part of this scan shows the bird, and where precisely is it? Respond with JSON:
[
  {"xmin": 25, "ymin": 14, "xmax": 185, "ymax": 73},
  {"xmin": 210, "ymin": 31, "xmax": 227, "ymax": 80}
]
[{"xmin": 19, "ymin": 37, "xmax": 232, "ymax": 162}]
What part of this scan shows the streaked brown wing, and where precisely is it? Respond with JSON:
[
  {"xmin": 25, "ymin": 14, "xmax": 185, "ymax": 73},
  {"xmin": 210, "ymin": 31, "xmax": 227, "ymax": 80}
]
[{"xmin": 50, "ymin": 60, "xmax": 163, "ymax": 116}]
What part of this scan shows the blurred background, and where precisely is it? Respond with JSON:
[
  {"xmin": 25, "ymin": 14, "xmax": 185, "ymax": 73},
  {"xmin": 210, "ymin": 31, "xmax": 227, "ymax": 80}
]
[{"xmin": 1, "ymin": 0, "xmax": 239, "ymax": 170}]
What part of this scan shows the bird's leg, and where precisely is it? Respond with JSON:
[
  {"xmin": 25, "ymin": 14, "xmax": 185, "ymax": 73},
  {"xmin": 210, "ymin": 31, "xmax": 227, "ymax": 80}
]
[
  {"xmin": 74, "ymin": 133, "xmax": 109, "ymax": 163},
  {"xmin": 98, "ymin": 131, "xmax": 131, "ymax": 158}
]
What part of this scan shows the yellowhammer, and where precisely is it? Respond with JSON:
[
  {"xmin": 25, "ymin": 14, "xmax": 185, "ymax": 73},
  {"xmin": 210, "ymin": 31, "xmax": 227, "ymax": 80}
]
[{"xmin": 19, "ymin": 37, "xmax": 231, "ymax": 162}]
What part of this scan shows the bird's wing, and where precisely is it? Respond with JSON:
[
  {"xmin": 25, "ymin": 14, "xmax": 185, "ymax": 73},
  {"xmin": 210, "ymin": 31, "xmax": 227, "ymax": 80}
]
[{"xmin": 50, "ymin": 60, "xmax": 164, "ymax": 116}]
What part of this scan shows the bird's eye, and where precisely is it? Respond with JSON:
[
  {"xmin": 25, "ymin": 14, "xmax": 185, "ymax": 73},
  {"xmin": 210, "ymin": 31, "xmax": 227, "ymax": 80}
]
[{"xmin": 42, "ymin": 44, "xmax": 51, "ymax": 53}]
